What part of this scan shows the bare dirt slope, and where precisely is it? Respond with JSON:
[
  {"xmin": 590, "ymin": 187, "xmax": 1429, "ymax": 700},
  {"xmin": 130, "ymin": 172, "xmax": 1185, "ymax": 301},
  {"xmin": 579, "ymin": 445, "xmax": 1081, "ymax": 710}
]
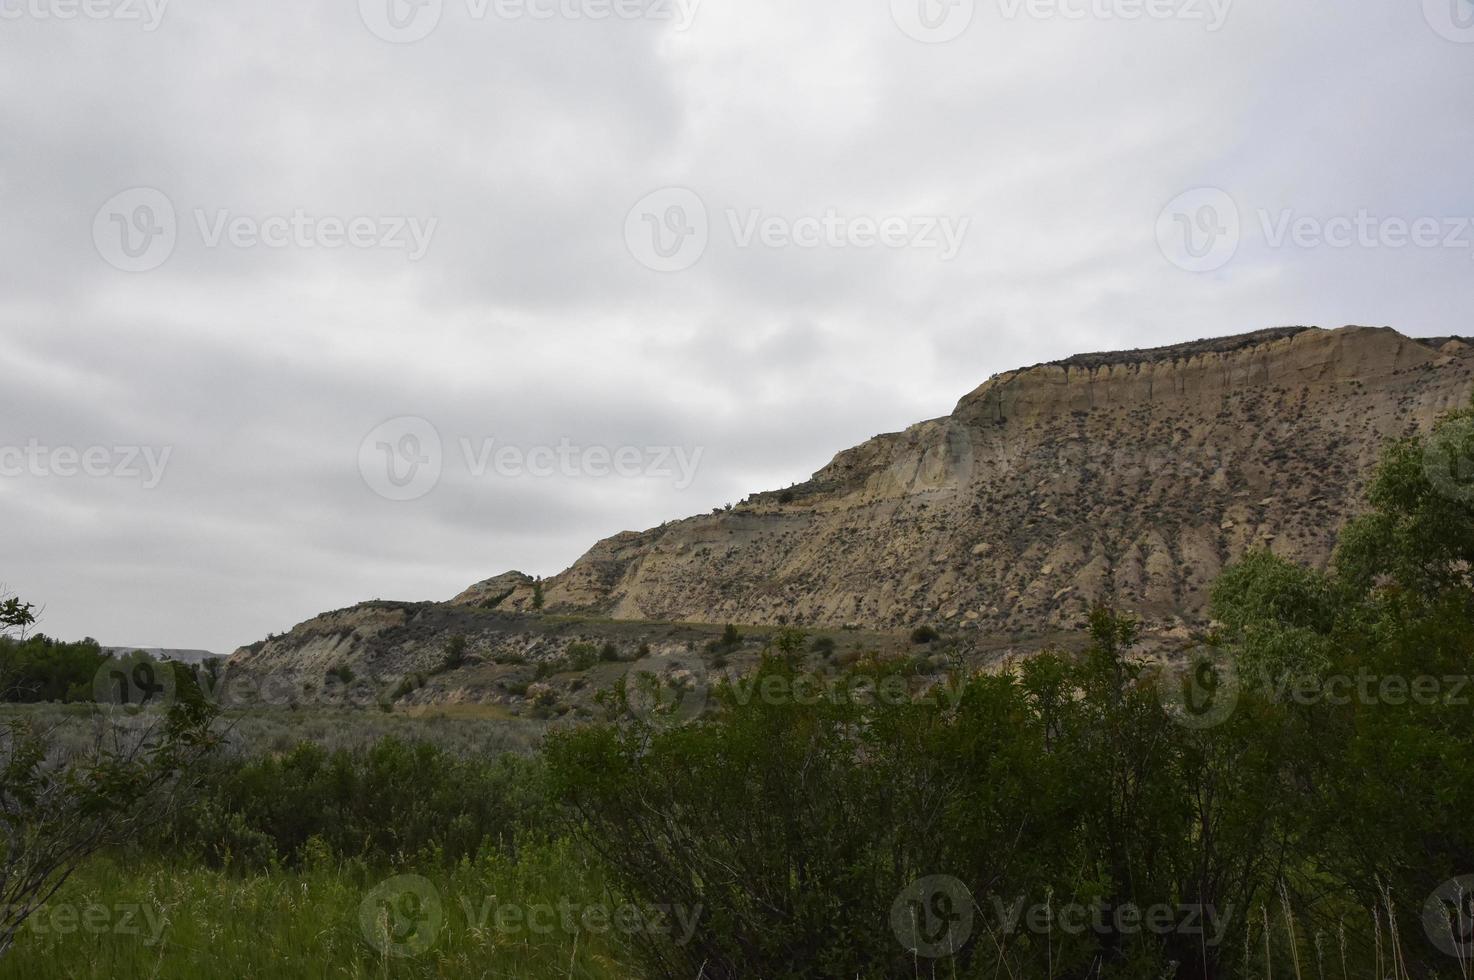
[
  {"xmin": 502, "ymin": 325, "xmax": 1473, "ymax": 634},
  {"xmin": 229, "ymin": 325, "xmax": 1474, "ymax": 707}
]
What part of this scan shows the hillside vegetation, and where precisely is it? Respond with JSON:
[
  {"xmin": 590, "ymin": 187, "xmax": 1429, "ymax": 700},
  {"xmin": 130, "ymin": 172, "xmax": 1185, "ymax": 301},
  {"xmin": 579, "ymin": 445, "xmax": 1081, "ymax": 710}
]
[{"xmin": 4, "ymin": 396, "xmax": 1474, "ymax": 977}]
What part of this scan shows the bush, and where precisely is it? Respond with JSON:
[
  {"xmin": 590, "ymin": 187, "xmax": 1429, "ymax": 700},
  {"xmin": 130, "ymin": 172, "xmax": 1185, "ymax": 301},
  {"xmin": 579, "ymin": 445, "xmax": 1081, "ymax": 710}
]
[
  {"xmin": 441, "ymin": 635, "xmax": 469, "ymax": 672},
  {"xmin": 163, "ymin": 739, "xmax": 551, "ymax": 869},
  {"xmin": 908, "ymin": 625, "xmax": 939, "ymax": 645},
  {"xmin": 0, "ymin": 635, "xmax": 107, "ymax": 703},
  {"xmin": 547, "ymin": 622, "xmax": 1291, "ymax": 979},
  {"xmin": 564, "ymin": 643, "xmax": 598, "ymax": 672}
]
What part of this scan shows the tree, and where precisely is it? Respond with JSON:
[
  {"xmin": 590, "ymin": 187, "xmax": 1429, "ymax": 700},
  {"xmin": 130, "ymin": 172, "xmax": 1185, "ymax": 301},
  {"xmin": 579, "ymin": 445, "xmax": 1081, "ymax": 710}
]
[
  {"xmin": 0, "ymin": 667, "xmax": 219, "ymax": 957},
  {"xmin": 442, "ymin": 634, "xmax": 469, "ymax": 671},
  {"xmin": 0, "ymin": 596, "xmax": 35, "ymax": 639},
  {"xmin": 1211, "ymin": 397, "xmax": 1474, "ymax": 974},
  {"xmin": 0, "ymin": 591, "xmax": 220, "ymax": 958}
]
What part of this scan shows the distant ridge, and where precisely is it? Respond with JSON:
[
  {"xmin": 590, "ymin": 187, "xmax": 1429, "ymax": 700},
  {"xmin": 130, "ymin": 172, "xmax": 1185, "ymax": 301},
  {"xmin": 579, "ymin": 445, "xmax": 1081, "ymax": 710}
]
[
  {"xmin": 103, "ymin": 647, "xmax": 224, "ymax": 664},
  {"xmin": 1048, "ymin": 326, "xmax": 1314, "ymax": 369}
]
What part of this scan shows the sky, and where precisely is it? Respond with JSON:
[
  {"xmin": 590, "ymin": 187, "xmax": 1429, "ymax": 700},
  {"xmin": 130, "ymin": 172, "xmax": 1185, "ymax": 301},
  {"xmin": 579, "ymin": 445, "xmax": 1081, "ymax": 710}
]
[{"xmin": 2, "ymin": 0, "xmax": 1473, "ymax": 652}]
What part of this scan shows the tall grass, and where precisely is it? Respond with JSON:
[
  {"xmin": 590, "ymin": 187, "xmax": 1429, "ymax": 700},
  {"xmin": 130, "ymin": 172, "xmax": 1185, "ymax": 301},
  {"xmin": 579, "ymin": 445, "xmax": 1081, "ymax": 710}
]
[{"xmin": 0, "ymin": 841, "xmax": 637, "ymax": 980}]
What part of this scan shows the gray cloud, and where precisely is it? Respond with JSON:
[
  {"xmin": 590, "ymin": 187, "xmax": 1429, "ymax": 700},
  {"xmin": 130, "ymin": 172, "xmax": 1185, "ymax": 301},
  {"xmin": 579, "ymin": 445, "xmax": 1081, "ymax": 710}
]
[{"xmin": 2, "ymin": 0, "xmax": 1472, "ymax": 650}]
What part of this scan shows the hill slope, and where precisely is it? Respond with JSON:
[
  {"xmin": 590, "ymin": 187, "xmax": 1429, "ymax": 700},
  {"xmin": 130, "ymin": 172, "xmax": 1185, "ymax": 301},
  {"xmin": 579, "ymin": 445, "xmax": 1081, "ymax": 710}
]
[
  {"xmin": 497, "ymin": 325, "xmax": 1473, "ymax": 634},
  {"xmin": 228, "ymin": 325, "xmax": 1474, "ymax": 705}
]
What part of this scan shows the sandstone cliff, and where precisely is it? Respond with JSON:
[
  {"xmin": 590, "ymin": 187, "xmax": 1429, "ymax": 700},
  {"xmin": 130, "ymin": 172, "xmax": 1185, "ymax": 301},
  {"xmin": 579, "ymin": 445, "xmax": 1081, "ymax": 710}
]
[
  {"xmin": 230, "ymin": 325, "xmax": 1474, "ymax": 707},
  {"xmin": 490, "ymin": 326, "xmax": 1473, "ymax": 633}
]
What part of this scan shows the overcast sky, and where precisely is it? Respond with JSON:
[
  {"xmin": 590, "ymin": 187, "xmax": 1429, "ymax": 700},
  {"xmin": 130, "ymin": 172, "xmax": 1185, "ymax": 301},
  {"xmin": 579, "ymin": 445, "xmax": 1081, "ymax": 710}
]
[{"xmin": 2, "ymin": 0, "xmax": 1472, "ymax": 652}]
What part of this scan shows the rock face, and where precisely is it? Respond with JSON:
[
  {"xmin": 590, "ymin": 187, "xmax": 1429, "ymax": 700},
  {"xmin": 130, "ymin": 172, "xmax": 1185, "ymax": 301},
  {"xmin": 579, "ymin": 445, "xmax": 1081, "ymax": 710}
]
[
  {"xmin": 491, "ymin": 326, "xmax": 1473, "ymax": 634},
  {"xmin": 232, "ymin": 325, "xmax": 1474, "ymax": 698}
]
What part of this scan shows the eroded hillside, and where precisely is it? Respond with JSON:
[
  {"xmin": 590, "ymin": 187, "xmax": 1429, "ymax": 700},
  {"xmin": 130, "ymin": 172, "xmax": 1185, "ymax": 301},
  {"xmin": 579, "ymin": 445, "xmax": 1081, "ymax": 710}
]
[
  {"xmin": 505, "ymin": 326, "xmax": 1473, "ymax": 633},
  {"xmin": 229, "ymin": 325, "xmax": 1474, "ymax": 707}
]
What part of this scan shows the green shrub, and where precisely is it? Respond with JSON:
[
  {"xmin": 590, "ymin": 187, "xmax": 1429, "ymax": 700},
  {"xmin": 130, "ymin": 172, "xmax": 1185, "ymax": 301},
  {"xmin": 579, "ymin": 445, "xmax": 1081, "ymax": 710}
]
[
  {"xmin": 163, "ymin": 739, "xmax": 551, "ymax": 869},
  {"xmin": 908, "ymin": 625, "xmax": 939, "ymax": 644},
  {"xmin": 0, "ymin": 634, "xmax": 108, "ymax": 703}
]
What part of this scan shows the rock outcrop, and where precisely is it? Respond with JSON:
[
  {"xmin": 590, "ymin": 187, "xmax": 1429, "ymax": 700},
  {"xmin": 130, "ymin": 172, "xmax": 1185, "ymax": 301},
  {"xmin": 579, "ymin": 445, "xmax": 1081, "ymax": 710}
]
[
  {"xmin": 501, "ymin": 325, "xmax": 1474, "ymax": 633},
  {"xmin": 231, "ymin": 325, "xmax": 1474, "ymax": 700}
]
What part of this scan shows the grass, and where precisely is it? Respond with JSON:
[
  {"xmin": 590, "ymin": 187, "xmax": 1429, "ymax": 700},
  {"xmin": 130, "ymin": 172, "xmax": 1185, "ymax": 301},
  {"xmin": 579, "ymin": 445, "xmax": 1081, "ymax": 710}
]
[{"xmin": 0, "ymin": 840, "xmax": 640, "ymax": 980}]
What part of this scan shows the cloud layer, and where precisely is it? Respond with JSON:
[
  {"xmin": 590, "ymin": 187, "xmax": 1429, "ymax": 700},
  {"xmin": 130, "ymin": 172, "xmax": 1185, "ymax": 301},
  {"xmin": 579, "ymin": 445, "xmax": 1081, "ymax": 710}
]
[{"xmin": 3, "ymin": 0, "xmax": 1472, "ymax": 650}]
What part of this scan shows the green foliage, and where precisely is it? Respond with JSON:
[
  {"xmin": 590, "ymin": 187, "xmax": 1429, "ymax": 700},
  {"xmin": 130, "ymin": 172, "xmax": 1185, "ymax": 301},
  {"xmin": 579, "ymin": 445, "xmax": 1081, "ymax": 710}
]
[
  {"xmin": 547, "ymin": 630, "xmax": 1290, "ymax": 979},
  {"xmin": 0, "ymin": 634, "xmax": 107, "ymax": 703},
  {"xmin": 772, "ymin": 626, "xmax": 806, "ymax": 658},
  {"xmin": 479, "ymin": 587, "xmax": 516, "ymax": 610},
  {"xmin": 389, "ymin": 673, "xmax": 427, "ymax": 701},
  {"xmin": 441, "ymin": 634, "xmax": 469, "ymax": 672},
  {"xmin": 1334, "ymin": 400, "xmax": 1474, "ymax": 601},
  {"xmin": 553, "ymin": 642, "xmax": 598, "ymax": 674},
  {"xmin": 0, "ymin": 597, "xmax": 36, "ymax": 635},
  {"xmin": 0, "ymin": 660, "xmax": 221, "ymax": 955},
  {"xmin": 1, "ymin": 843, "xmax": 628, "ymax": 980},
  {"xmin": 7, "ymin": 401, "xmax": 1474, "ymax": 977},
  {"xmin": 162, "ymin": 739, "xmax": 551, "ymax": 870},
  {"xmin": 1208, "ymin": 398, "xmax": 1474, "ymax": 976}
]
